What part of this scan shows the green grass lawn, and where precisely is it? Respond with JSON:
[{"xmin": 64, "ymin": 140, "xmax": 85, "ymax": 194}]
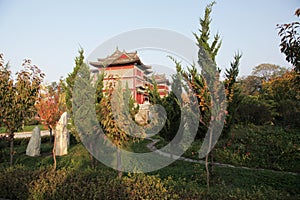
[
  {"xmin": 160, "ymin": 124, "xmax": 300, "ymax": 173},
  {"xmin": 0, "ymin": 124, "xmax": 47, "ymax": 134},
  {"xmin": 0, "ymin": 132, "xmax": 299, "ymax": 199}
]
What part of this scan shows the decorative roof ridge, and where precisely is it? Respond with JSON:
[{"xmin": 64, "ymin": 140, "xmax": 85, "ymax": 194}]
[
  {"xmin": 97, "ymin": 47, "xmax": 121, "ymax": 61},
  {"xmin": 91, "ymin": 48, "xmax": 149, "ymax": 68}
]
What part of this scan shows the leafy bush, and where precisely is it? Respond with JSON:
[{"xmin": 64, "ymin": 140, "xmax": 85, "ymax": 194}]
[
  {"xmin": 215, "ymin": 125, "xmax": 300, "ymax": 172},
  {"xmin": 26, "ymin": 118, "xmax": 41, "ymax": 126},
  {"xmin": 276, "ymin": 99, "xmax": 300, "ymax": 127},
  {"xmin": 122, "ymin": 172, "xmax": 178, "ymax": 199},
  {"xmin": 0, "ymin": 166, "xmax": 120, "ymax": 200},
  {"xmin": 208, "ymin": 184, "xmax": 294, "ymax": 200},
  {"xmin": 0, "ymin": 135, "xmax": 8, "ymax": 162},
  {"xmin": 0, "ymin": 165, "xmax": 41, "ymax": 200},
  {"xmin": 29, "ymin": 168, "xmax": 68, "ymax": 199},
  {"xmin": 236, "ymin": 96, "xmax": 273, "ymax": 125},
  {"xmin": 29, "ymin": 168, "xmax": 121, "ymax": 199}
]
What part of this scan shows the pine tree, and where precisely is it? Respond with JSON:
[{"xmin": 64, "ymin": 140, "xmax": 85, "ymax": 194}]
[
  {"xmin": 193, "ymin": 1, "xmax": 226, "ymax": 191},
  {"xmin": 64, "ymin": 48, "xmax": 84, "ymax": 142},
  {"xmin": 193, "ymin": 1, "xmax": 221, "ymax": 63},
  {"xmin": 223, "ymin": 53, "xmax": 242, "ymax": 137},
  {"xmin": 161, "ymin": 69, "xmax": 182, "ymax": 141},
  {"xmin": 148, "ymin": 78, "xmax": 162, "ymax": 105},
  {"xmin": 147, "ymin": 78, "xmax": 166, "ymax": 132},
  {"xmin": 124, "ymin": 82, "xmax": 139, "ymax": 120},
  {"xmin": 72, "ymin": 61, "xmax": 98, "ymax": 168},
  {"xmin": 95, "ymin": 71, "xmax": 105, "ymax": 125},
  {"xmin": 99, "ymin": 78, "xmax": 143, "ymax": 177},
  {"xmin": 184, "ymin": 65, "xmax": 211, "ymax": 138}
]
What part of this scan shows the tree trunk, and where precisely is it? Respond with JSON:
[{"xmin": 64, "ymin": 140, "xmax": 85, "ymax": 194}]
[
  {"xmin": 49, "ymin": 127, "xmax": 52, "ymax": 143},
  {"xmin": 89, "ymin": 153, "xmax": 95, "ymax": 169},
  {"xmin": 88, "ymin": 139, "xmax": 96, "ymax": 168},
  {"xmin": 210, "ymin": 150, "xmax": 214, "ymax": 175},
  {"xmin": 205, "ymin": 127, "xmax": 213, "ymax": 192},
  {"xmin": 205, "ymin": 153, "xmax": 210, "ymax": 192},
  {"xmin": 170, "ymin": 143, "xmax": 173, "ymax": 159},
  {"xmin": 52, "ymin": 130, "xmax": 57, "ymax": 171},
  {"xmin": 9, "ymin": 132, "xmax": 14, "ymax": 166},
  {"xmin": 117, "ymin": 147, "xmax": 122, "ymax": 178},
  {"xmin": 22, "ymin": 120, "xmax": 25, "ymax": 130}
]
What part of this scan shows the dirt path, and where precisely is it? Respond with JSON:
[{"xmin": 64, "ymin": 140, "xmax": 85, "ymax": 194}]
[{"xmin": 0, "ymin": 130, "xmax": 50, "ymax": 138}]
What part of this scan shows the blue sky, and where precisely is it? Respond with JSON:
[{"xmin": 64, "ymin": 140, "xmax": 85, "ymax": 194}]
[{"xmin": 0, "ymin": 0, "xmax": 299, "ymax": 82}]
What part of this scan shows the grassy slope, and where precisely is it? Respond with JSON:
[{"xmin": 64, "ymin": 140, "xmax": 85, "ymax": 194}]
[
  {"xmin": 169, "ymin": 124, "xmax": 300, "ymax": 173},
  {"xmin": 0, "ymin": 125, "xmax": 299, "ymax": 199}
]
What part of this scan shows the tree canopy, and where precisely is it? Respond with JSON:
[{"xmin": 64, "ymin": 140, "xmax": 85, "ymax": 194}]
[
  {"xmin": 0, "ymin": 54, "xmax": 44, "ymax": 165},
  {"xmin": 277, "ymin": 8, "xmax": 300, "ymax": 73}
]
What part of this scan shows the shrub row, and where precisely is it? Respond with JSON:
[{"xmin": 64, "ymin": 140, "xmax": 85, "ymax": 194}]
[
  {"xmin": 0, "ymin": 166, "xmax": 177, "ymax": 200},
  {"xmin": 0, "ymin": 165, "xmax": 298, "ymax": 200}
]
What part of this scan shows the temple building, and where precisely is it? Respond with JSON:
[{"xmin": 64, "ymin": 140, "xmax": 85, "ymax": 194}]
[
  {"xmin": 90, "ymin": 48, "xmax": 170, "ymax": 104},
  {"xmin": 153, "ymin": 74, "xmax": 170, "ymax": 98}
]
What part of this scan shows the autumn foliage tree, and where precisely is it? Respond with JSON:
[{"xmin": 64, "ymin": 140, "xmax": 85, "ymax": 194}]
[
  {"xmin": 0, "ymin": 54, "xmax": 44, "ymax": 165},
  {"xmin": 272, "ymin": 8, "xmax": 300, "ymax": 127},
  {"xmin": 99, "ymin": 77, "xmax": 137, "ymax": 178},
  {"xmin": 35, "ymin": 81, "xmax": 66, "ymax": 143},
  {"xmin": 277, "ymin": 8, "xmax": 300, "ymax": 73},
  {"xmin": 263, "ymin": 70, "xmax": 300, "ymax": 127}
]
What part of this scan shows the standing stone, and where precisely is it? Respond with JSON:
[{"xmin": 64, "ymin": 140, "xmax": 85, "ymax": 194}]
[
  {"xmin": 26, "ymin": 126, "xmax": 41, "ymax": 157},
  {"xmin": 55, "ymin": 112, "xmax": 69, "ymax": 156},
  {"xmin": 135, "ymin": 101, "xmax": 150, "ymax": 125}
]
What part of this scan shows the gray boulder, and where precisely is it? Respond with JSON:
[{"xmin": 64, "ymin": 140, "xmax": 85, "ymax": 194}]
[{"xmin": 26, "ymin": 126, "xmax": 41, "ymax": 157}]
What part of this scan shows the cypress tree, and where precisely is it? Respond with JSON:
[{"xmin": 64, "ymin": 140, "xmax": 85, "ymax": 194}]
[
  {"xmin": 223, "ymin": 53, "xmax": 242, "ymax": 137},
  {"xmin": 64, "ymin": 48, "xmax": 84, "ymax": 142}
]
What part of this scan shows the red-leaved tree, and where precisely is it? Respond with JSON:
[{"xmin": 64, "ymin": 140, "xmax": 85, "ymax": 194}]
[{"xmin": 35, "ymin": 81, "xmax": 66, "ymax": 143}]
